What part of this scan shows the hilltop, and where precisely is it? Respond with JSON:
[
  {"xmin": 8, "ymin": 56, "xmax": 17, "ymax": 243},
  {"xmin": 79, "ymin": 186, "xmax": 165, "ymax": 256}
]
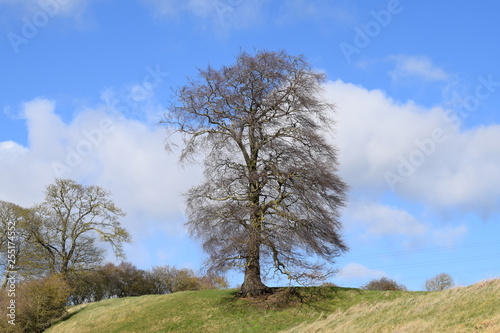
[{"xmin": 46, "ymin": 279, "xmax": 499, "ymax": 333}]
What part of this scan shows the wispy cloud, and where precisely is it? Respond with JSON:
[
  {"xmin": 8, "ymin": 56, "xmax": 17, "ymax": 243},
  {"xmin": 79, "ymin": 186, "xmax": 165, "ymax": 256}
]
[
  {"xmin": 389, "ymin": 55, "xmax": 449, "ymax": 82},
  {"xmin": 142, "ymin": 0, "xmax": 357, "ymax": 35},
  {"xmin": 276, "ymin": 0, "xmax": 357, "ymax": 27},
  {"xmin": 141, "ymin": 0, "xmax": 265, "ymax": 34},
  {"xmin": 337, "ymin": 263, "xmax": 386, "ymax": 282}
]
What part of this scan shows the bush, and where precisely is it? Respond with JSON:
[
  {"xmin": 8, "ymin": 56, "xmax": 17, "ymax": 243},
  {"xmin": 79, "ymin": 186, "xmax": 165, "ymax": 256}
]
[
  {"xmin": 171, "ymin": 268, "xmax": 202, "ymax": 292},
  {"xmin": 66, "ymin": 263, "xmax": 230, "ymax": 305},
  {"xmin": 95, "ymin": 262, "xmax": 151, "ymax": 298},
  {"xmin": 198, "ymin": 273, "xmax": 229, "ymax": 290},
  {"xmin": 361, "ymin": 277, "xmax": 407, "ymax": 291},
  {"xmin": 0, "ymin": 274, "xmax": 72, "ymax": 333},
  {"xmin": 66, "ymin": 269, "xmax": 108, "ymax": 304},
  {"xmin": 425, "ymin": 273, "xmax": 454, "ymax": 291},
  {"xmin": 144, "ymin": 266, "xmax": 229, "ymax": 294}
]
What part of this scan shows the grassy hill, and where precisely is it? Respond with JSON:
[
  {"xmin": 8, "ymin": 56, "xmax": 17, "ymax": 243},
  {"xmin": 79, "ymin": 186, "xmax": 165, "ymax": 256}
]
[
  {"xmin": 46, "ymin": 279, "xmax": 499, "ymax": 333},
  {"xmin": 286, "ymin": 279, "xmax": 499, "ymax": 333}
]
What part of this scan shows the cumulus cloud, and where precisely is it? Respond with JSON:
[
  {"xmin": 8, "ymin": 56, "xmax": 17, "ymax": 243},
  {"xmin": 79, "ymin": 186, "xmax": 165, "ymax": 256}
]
[
  {"xmin": 389, "ymin": 55, "xmax": 449, "ymax": 82},
  {"xmin": 427, "ymin": 125, "xmax": 500, "ymax": 211},
  {"xmin": 324, "ymin": 80, "xmax": 448, "ymax": 190},
  {"xmin": 343, "ymin": 201, "xmax": 467, "ymax": 247},
  {"xmin": 1, "ymin": 78, "xmax": 498, "ymax": 271},
  {"xmin": 0, "ymin": 141, "xmax": 28, "ymax": 163},
  {"xmin": 346, "ymin": 202, "xmax": 428, "ymax": 237},
  {"xmin": 0, "ymin": 97, "xmax": 203, "ymax": 270},
  {"xmin": 324, "ymin": 80, "xmax": 500, "ymax": 217}
]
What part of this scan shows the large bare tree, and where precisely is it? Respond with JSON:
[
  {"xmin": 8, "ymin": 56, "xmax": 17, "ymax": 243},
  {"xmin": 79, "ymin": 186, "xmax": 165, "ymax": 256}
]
[{"xmin": 163, "ymin": 50, "xmax": 348, "ymax": 296}]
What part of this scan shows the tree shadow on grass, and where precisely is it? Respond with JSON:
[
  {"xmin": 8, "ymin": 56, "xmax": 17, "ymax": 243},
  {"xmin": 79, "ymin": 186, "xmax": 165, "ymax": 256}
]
[
  {"xmin": 50, "ymin": 303, "xmax": 91, "ymax": 327},
  {"xmin": 218, "ymin": 286, "xmax": 364, "ymax": 313}
]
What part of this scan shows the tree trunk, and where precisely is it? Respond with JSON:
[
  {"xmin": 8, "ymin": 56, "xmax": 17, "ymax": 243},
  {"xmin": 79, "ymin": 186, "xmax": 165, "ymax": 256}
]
[
  {"xmin": 240, "ymin": 143, "xmax": 268, "ymax": 297},
  {"xmin": 240, "ymin": 230, "xmax": 268, "ymax": 297}
]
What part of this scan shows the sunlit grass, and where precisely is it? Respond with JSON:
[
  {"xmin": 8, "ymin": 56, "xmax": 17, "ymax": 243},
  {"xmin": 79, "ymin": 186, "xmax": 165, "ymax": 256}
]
[
  {"xmin": 45, "ymin": 280, "xmax": 499, "ymax": 333},
  {"xmin": 285, "ymin": 279, "xmax": 500, "ymax": 333}
]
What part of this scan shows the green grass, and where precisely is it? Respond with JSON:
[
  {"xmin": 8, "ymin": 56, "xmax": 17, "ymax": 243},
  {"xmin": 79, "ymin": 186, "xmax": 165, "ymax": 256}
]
[
  {"xmin": 286, "ymin": 279, "xmax": 500, "ymax": 333},
  {"xmin": 46, "ymin": 280, "xmax": 499, "ymax": 333}
]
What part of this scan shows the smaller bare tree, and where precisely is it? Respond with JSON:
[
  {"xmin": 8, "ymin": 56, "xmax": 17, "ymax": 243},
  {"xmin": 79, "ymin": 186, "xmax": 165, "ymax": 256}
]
[
  {"xmin": 0, "ymin": 201, "xmax": 48, "ymax": 285},
  {"xmin": 24, "ymin": 178, "xmax": 130, "ymax": 277},
  {"xmin": 425, "ymin": 273, "xmax": 454, "ymax": 291}
]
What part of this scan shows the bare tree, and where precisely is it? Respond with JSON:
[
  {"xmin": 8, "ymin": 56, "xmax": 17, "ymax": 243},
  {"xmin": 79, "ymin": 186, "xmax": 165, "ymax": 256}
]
[
  {"xmin": 163, "ymin": 50, "xmax": 348, "ymax": 296},
  {"xmin": 0, "ymin": 201, "xmax": 28, "ymax": 287},
  {"xmin": 0, "ymin": 201, "xmax": 47, "ymax": 285},
  {"xmin": 24, "ymin": 179, "xmax": 131, "ymax": 276},
  {"xmin": 425, "ymin": 273, "xmax": 454, "ymax": 291}
]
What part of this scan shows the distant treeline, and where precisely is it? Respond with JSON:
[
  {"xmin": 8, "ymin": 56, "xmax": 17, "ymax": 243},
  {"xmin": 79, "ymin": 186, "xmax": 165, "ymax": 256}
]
[
  {"xmin": 0, "ymin": 263, "xmax": 227, "ymax": 333},
  {"xmin": 66, "ymin": 262, "xmax": 229, "ymax": 305}
]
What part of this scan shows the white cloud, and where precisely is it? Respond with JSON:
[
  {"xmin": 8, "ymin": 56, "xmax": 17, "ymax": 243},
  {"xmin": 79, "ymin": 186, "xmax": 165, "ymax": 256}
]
[
  {"xmin": 337, "ymin": 263, "xmax": 386, "ymax": 281},
  {"xmin": 325, "ymin": 80, "xmax": 447, "ymax": 191},
  {"xmin": 389, "ymin": 55, "xmax": 449, "ymax": 82},
  {"xmin": 275, "ymin": 0, "xmax": 357, "ymax": 27},
  {"xmin": 0, "ymin": 97, "xmax": 204, "ymax": 266},
  {"xmin": 343, "ymin": 201, "xmax": 467, "ymax": 248},
  {"xmin": 0, "ymin": 141, "xmax": 28, "ymax": 162},
  {"xmin": 428, "ymin": 126, "xmax": 500, "ymax": 211},
  {"xmin": 324, "ymin": 80, "xmax": 500, "ymax": 216},
  {"xmin": 430, "ymin": 224, "xmax": 467, "ymax": 247},
  {"xmin": 347, "ymin": 202, "xmax": 428, "ymax": 237},
  {"xmin": 141, "ymin": 0, "xmax": 265, "ymax": 33},
  {"xmin": 142, "ymin": 0, "xmax": 359, "ymax": 36},
  {"xmin": 1, "ymin": 78, "xmax": 497, "ymax": 270}
]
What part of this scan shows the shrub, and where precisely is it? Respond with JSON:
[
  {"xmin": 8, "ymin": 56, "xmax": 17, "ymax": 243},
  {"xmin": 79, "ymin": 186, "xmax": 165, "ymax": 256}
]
[
  {"xmin": 361, "ymin": 277, "xmax": 407, "ymax": 291},
  {"xmin": 0, "ymin": 274, "xmax": 72, "ymax": 333},
  {"xmin": 143, "ymin": 265, "xmax": 176, "ymax": 295},
  {"xmin": 171, "ymin": 268, "xmax": 202, "ymax": 292},
  {"xmin": 198, "ymin": 274, "xmax": 229, "ymax": 290},
  {"xmin": 66, "ymin": 263, "xmax": 231, "ymax": 304},
  {"xmin": 425, "ymin": 273, "xmax": 454, "ymax": 291},
  {"xmin": 99, "ymin": 262, "xmax": 151, "ymax": 298},
  {"xmin": 66, "ymin": 269, "xmax": 108, "ymax": 304}
]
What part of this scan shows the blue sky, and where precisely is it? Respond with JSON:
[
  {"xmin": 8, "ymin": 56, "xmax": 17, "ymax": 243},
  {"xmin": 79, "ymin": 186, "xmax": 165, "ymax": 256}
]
[{"xmin": 1, "ymin": 0, "xmax": 499, "ymax": 290}]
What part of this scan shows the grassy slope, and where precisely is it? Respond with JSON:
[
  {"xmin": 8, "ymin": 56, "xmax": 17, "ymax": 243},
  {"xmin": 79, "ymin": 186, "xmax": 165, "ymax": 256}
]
[
  {"xmin": 46, "ymin": 280, "xmax": 499, "ymax": 333},
  {"xmin": 286, "ymin": 279, "xmax": 500, "ymax": 333}
]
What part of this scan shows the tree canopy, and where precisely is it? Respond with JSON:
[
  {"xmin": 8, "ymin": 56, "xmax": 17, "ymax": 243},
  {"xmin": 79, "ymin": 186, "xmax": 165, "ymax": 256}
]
[
  {"xmin": 163, "ymin": 50, "xmax": 348, "ymax": 296},
  {"xmin": 0, "ymin": 178, "xmax": 130, "ymax": 282}
]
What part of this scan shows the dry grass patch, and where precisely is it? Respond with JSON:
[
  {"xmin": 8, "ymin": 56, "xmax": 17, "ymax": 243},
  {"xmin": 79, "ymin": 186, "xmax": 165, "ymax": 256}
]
[{"xmin": 285, "ymin": 279, "xmax": 500, "ymax": 333}]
